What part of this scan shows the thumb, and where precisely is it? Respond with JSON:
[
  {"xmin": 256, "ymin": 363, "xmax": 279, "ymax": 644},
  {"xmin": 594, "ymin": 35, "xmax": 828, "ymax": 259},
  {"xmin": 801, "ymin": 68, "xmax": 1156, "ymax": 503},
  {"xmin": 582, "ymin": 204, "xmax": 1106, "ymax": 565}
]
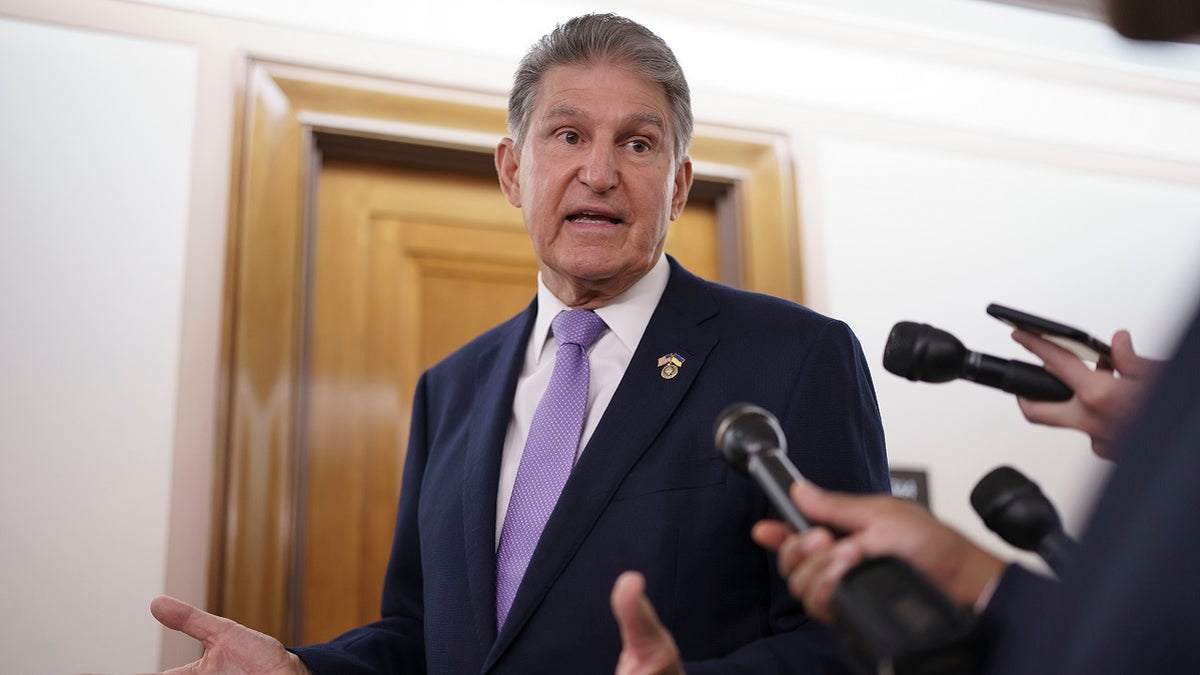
[
  {"xmin": 1111, "ymin": 329, "xmax": 1156, "ymax": 377},
  {"xmin": 611, "ymin": 572, "xmax": 684, "ymax": 675},
  {"xmin": 612, "ymin": 572, "xmax": 662, "ymax": 645},
  {"xmin": 150, "ymin": 595, "xmax": 230, "ymax": 644},
  {"xmin": 790, "ymin": 480, "xmax": 882, "ymax": 534}
]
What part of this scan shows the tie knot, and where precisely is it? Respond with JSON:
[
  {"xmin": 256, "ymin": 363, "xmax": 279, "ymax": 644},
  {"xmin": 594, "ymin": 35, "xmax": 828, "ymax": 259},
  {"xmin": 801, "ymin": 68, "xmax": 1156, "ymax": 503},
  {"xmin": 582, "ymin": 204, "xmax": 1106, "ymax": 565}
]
[{"xmin": 552, "ymin": 310, "xmax": 608, "ymax": 349}]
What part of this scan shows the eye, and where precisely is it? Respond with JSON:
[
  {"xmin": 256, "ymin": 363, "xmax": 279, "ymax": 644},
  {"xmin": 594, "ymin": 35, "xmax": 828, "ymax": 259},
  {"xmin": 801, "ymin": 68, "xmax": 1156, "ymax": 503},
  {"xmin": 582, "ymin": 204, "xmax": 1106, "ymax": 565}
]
[
  {"xmin": 558, "ymin": 131, "xmax": 581, "ymax": 145},
  {"xmin": 628, "ymin": 139, "xmax": 650, "ymax": 153}
]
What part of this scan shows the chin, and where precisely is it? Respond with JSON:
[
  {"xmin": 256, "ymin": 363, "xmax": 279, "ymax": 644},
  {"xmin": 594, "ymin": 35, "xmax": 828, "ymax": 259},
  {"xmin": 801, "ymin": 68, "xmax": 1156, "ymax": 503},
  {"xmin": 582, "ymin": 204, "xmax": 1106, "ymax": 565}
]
[{"xmin": 554, "ymin": 250, "xmax": 625, "ymax": 278}]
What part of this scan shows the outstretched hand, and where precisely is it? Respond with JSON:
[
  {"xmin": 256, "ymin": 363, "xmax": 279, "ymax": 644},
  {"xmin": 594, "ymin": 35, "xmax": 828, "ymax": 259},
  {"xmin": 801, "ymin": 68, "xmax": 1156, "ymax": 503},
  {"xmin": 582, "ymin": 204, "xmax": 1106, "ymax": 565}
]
[
  {"xmin": 753, "ymin": 481, "xmax": 1004, "ymax": 624},
  {"xmin": 148, "ymin": 596, "xmax": 309, "ymax": 675},
  {"xmin": 1013, "ymin": 329, "xmax": 1161, "ymax": 460},
  {"xmin": 611, "ymin": 571, "xmax": 684, "ymax": 675}
]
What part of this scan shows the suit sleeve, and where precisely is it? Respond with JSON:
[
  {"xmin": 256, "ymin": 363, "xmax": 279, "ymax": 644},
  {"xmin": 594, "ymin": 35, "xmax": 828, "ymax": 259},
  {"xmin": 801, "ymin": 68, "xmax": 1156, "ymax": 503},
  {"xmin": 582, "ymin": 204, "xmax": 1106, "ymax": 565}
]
[
  {"xmin": 287, "ymin": 374, "xmax": 432, "ymax": 674},
  {"xmin": 972, "ymin": 564, "xmax": 1059, "ymax": 675},
  {"xmin": 685, "ymin": 318, "xmax": 890, "ymax": 674},
  {"xmin": 782, "ymin": 318, "xmax": 890, "ymax": 494}
]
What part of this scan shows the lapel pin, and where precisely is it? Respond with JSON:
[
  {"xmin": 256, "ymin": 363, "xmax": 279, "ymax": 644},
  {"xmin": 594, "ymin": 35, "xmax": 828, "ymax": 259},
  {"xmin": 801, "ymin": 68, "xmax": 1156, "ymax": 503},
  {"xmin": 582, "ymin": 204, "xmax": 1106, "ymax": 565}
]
[{"xmin": 656, "ymin": 353, "xmax": 685, "ymax": 380}]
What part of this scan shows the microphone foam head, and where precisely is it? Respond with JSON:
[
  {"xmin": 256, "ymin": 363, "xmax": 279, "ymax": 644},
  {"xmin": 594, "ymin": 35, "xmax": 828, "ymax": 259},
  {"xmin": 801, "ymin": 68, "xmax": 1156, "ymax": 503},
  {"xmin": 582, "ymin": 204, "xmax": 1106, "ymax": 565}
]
[
  {"xmin": 971, "ymin": 465, "xmax": 1063, "ymax": 551},
  {"xmin": 882, "ymin": 321, "xmax": 921, "ymax": 378},
  {"xmin": 713, "ymin": 403, "xmax": 785, "ymax": 474},
  {"xmin": 882, "ymin": 321, "xmax": 966, "ymax": 383},
  {"xmin": 970, "ymin": 465, "xmax": 1029, "ymax": 515}
]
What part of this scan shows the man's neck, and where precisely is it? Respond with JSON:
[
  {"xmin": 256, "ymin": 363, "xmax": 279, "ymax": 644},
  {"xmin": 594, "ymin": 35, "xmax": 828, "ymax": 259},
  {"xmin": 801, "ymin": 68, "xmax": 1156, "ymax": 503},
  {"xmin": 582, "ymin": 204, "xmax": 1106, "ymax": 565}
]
[{"xmin": 541, "ymin": 256, "xmax": 666, "ymax": 310}]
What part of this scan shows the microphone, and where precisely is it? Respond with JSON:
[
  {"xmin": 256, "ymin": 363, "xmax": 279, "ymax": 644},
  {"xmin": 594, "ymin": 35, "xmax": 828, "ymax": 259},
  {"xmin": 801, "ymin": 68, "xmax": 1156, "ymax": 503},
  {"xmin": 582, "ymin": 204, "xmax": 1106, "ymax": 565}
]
[
  {"xmin": 883, "ymin": 321, "xmax": 1073, "ymax": 401},
  {"xmin": 715, "ymin": 403, "xmax": 975, "ymax": 675},
  {"xmin": 970, "ymin": 466, "xmax": 1077, "ymax": 576},
  {"xmin": 714, "ymin": 403, "xmax": 810, "ymax": 531}
]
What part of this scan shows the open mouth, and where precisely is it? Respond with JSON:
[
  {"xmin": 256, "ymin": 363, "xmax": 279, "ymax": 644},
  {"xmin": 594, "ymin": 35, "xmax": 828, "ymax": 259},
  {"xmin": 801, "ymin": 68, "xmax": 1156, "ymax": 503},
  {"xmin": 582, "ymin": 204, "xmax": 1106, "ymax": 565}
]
[{"xmin": 567, "ymin": 211, "xmax": 622, "ymax": 225}]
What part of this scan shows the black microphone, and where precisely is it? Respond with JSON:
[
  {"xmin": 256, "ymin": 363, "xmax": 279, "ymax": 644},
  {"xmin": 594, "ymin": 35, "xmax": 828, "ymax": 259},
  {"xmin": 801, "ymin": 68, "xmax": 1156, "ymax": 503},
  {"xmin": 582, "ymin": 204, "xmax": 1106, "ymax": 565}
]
[
  {"xmin": 883, "ymin": 321, "xmax": 1073, "ymax": 401},
  {"xmin": 970, "ymin": 466, "xmax": 1078, "ymax": 576},
  {"xmin": 714, "ymin": 403, "xmax": 810, "ymax": 531},
  {"xmin": 715, "ymin": 403, "xmax": 975, "ymax": 675}
]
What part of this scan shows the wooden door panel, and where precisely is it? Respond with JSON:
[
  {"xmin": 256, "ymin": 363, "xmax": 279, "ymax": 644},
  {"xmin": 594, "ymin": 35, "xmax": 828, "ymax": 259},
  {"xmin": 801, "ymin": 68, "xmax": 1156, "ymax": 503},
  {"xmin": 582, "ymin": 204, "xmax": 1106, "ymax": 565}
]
[{"xmin": 301, "ymin": 161, "xmax": 532, "ymax": 642}]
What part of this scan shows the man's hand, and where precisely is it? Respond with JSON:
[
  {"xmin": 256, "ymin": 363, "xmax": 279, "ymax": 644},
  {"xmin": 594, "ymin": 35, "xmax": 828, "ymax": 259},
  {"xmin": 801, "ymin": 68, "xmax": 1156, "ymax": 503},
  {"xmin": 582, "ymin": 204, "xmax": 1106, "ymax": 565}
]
[
  {"xmin": 752, "ymin": 481, "xmax": 1004, "ymax": 624},
  {"xmin": 1013, "ymin": 329, "xmax": 1160, "ymax": 460},
  {"xmin": 149, "ymin": 596, "xmax": 310, "ymax": 675},
  {"xmin": 611, "ymin": 571, "xmax": 684, "ymax": 675}
]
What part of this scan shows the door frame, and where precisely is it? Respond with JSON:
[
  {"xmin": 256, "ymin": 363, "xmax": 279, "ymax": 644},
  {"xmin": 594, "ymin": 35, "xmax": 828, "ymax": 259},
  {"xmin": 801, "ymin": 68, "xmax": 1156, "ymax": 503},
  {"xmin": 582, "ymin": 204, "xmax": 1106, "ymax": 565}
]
[{"xmin": 210, "ymin": 56, "xmax": 806, "ymax": 642}]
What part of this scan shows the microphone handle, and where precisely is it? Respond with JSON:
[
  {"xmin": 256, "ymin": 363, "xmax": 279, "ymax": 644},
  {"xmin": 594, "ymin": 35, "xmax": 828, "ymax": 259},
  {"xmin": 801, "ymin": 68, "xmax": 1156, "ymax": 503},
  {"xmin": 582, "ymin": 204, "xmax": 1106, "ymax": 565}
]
[
  {"xmin": 737, "ymin": 436, "xmax": 975, "ymax": 673},
  {"xmin": 964, "ymin": 352, "xmax": 1073, "ymax": 401},
  {"xmin": 1037, "ymin": 531, "xmax": 1079, "ymax": 577},
  {"xmin": 746, "ymin": 451, "xmax": 811, "ymax": 531}
]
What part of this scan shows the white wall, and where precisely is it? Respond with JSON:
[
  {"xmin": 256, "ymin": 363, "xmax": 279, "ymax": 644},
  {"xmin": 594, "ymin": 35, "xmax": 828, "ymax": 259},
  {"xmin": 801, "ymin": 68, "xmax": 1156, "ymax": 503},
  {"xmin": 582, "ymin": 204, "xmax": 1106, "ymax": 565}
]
[
  {"xmin": 1, "ymin": 0, "xmax": 1198, "ymax": 670},
  {"xmin": 0, "ymin": 16, "xmax": 196, "ymax": 675},
  {"xmin": 817, "ymin": 138, "xmax": 1200, "ymax": 543}
]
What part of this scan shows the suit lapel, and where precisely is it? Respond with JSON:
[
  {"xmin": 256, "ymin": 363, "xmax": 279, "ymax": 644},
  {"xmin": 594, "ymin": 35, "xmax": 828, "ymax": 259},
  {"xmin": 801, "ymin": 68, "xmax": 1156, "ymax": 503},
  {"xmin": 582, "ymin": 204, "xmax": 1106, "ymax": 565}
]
[
  {"xmin": 462, "ymin": 302, "xmax": 536, "ymax": 652},
  {"xmin": 484, "ymin": 261, "xmax": 720, "ymax": 670}
]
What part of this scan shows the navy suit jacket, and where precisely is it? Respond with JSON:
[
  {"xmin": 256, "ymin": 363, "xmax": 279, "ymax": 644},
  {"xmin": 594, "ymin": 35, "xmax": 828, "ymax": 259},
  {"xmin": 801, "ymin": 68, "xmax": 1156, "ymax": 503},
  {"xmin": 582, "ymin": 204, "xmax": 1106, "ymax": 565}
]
[
  {"xmin": 974, "ymin": 299, "xmax": 1200, "ymax": 674},
  {"xmin": 292, "ymin": 258, "xmax": 890, "ymax": 673}
]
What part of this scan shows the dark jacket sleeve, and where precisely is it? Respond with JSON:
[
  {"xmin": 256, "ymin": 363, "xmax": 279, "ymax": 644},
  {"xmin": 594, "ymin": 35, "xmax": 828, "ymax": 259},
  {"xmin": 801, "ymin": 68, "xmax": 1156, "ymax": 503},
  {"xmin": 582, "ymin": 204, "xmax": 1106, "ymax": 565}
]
[{"xmin": 972, "ymin": 564, "xmax": 1058, "ymax": 675}]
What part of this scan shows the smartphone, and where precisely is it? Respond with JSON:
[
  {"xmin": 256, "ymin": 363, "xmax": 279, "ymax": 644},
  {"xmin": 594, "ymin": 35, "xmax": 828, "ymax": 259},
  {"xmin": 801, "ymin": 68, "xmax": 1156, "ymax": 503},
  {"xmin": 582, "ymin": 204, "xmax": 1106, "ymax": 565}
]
[{"xmin": 987, "ymin": 303, "xmax": 1112, "ymax": 368}]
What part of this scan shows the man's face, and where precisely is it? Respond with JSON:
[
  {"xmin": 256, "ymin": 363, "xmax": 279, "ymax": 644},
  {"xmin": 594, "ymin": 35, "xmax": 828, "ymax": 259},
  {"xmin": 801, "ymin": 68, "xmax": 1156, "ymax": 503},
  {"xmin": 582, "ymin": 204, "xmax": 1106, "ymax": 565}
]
[{"xmin": 496, "ymin": 61, "xmax": 693, "ymax": 306}]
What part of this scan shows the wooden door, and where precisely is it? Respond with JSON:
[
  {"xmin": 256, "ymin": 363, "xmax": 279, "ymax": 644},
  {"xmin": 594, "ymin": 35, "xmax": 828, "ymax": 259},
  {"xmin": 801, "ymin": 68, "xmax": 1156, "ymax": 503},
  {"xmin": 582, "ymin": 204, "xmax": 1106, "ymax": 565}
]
[{"xmin": 298, "ymin": 157, "xmax": 720, "ymax": 643}]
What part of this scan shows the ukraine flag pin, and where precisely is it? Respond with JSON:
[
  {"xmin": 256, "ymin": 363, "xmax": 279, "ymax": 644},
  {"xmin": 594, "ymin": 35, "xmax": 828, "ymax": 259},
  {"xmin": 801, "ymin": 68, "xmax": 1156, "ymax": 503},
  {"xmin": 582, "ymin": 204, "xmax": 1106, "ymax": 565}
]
[{"xmin": 656, "ymin": 353, "xmax": 685, "ymax": 380}]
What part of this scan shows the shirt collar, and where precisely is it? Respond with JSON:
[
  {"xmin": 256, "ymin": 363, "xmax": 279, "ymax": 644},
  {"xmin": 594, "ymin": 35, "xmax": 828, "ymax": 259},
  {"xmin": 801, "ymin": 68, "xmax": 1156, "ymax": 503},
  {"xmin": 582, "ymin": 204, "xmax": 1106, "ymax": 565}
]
[{"xmin": 531, "ymin": 255, "xmax": 670, "ymax": 364}]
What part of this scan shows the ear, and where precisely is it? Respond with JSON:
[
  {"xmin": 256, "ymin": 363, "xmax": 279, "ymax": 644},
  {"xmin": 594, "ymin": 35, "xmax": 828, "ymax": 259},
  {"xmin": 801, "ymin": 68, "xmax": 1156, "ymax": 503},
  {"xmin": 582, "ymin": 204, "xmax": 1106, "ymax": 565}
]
[
  {"xmin": 669, "ymin": 156, "xmax": 694, "ymax": 221},
  {"xmin": 495, "ymin": 137, "xmax": 522, "ymax": 208}
]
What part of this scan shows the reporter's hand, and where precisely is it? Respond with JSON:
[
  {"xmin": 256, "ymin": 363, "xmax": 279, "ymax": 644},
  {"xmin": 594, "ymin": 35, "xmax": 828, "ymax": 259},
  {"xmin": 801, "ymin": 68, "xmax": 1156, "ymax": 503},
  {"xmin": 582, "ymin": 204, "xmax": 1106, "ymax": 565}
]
[
  {"xmin": 611, "ymin": 571, "xmax": 683, "ymax": 675},
  {"xmin": 1013, "ymin": 329, "xmax": 1161, "ymax": 460},
  {"xmin": 148, "ymin": 596, "xmax": 310, "ymax": 675},
  {"xmin": 752, "ymin": 481, "xmax": 1004, "ymax": 624}
]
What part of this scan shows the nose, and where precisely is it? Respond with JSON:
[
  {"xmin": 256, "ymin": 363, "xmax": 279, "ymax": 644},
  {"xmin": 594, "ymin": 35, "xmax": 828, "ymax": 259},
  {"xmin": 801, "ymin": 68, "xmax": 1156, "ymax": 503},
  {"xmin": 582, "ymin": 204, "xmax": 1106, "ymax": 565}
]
[{"xmin": 578, "ymin": 144, "xmax": 619, "ymax": 192}]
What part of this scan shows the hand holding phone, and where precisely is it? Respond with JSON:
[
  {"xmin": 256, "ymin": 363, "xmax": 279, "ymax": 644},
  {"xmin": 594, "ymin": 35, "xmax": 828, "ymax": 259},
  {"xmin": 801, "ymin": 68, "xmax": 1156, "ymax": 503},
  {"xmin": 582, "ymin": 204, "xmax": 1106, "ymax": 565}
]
[
  {"xmin": 989, "ymin": 305, "xmax": 1165, "ymax": 459},
  {"xmin": 987, "ymin": 303, "xmax": 1112, "ymax": 369}
]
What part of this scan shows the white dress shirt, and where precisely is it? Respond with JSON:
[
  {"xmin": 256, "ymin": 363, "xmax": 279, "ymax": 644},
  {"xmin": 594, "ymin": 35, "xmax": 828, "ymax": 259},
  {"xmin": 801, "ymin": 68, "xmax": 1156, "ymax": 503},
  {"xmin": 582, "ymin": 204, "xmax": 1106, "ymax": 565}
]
[{"xmin": 494, "ymin": 255, "xmax": 670, "ymax": 546}]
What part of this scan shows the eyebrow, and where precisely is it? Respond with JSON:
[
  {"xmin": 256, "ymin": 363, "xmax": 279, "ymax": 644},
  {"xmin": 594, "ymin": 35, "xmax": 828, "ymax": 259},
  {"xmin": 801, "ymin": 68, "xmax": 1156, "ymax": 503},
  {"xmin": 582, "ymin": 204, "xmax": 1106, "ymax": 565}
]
[{"xmin": 540, "ymin": 105, "xmax": 666, "ymax": 133}]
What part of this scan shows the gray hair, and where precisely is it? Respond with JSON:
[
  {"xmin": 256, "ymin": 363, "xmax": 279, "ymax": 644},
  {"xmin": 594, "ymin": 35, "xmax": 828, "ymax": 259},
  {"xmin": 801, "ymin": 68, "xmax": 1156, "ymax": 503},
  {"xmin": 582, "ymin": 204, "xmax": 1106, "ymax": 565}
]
[{"xmin": 507, "ymin": 13, "xmax": 694, "ymax": 164}]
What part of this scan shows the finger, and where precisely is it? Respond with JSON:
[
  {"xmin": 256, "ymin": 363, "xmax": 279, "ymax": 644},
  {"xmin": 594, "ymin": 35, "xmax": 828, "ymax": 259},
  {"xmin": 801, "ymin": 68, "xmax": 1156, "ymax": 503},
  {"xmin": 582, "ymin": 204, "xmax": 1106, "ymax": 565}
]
[
  {"xmin": 784, "ymin": 539, "xmax": 859, "ymax": 625},
  {"xmin": 1091, "ymin": 438, "xmax": 1119, "ymax": 461},
  {"xmin": 1110, "ymin": 329, "xmax": 1157, "ymax": 377},
  {"xmin": 751, "ymin": 519, "xmax": 791, "ymax": 552},
  {"xmin": 610, "ymin": 571, "xmax": 669, "ymax": 655},
  {"xmin": 1011, "ymin": 329, "xmax": 1096, "ymax": 387},
  {"xmin": 776, "ymin": 528, "xmax": 835, "ymax": 578},
  {"xmin": 805, "ymin": 541, "xmax": 865, "ymax": 624},
  {"xmin": 150, "ymin": 595, "xmax": 229, "ymax": 644},
  {"xmin": 785, "ymin": 543, "xmax": 834, "ymax": 612},
  {"xmin": 789, "ymin": 480, "xmax": 887, "ymax": 533},
  {"xmin": 1016, "ymin": 397, "xmax": 1080, "ymax": 430}
]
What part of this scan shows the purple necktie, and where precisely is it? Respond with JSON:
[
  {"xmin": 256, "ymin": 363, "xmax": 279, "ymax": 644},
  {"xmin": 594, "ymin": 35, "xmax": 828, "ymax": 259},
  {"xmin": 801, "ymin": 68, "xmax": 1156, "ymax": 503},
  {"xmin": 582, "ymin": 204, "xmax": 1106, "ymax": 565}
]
[{"xmin": 495, "ymin": 309, "xmax": 608, "ymax": 628}]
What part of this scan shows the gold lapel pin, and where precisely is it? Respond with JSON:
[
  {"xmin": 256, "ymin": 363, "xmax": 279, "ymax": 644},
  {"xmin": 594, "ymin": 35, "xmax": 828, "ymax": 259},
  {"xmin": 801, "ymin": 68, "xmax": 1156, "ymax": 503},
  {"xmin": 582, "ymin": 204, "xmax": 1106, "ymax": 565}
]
[{"xmin": 656, "ymin": 353, "xmax": 685, "ymax": 380}]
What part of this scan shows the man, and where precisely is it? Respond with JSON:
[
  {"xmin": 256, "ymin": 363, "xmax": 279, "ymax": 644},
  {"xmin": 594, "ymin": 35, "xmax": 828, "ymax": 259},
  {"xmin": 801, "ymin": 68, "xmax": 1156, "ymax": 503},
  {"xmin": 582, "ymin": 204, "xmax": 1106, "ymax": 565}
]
[{"xmin": 150, "ymin": 13, "xmax": 888, "ymax": 674}]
